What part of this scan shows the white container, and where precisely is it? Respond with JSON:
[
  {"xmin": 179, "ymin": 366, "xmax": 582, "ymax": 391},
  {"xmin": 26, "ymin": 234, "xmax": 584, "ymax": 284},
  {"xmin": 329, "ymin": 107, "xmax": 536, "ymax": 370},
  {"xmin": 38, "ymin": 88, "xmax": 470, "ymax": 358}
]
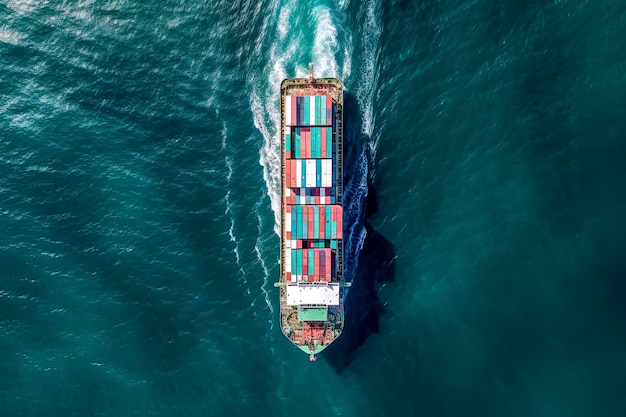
[
  {"xmin": 309, "ymin": 96, "xmax": 315, "ymax": 126},
  {"xmin": 306, "ymin": 160, "xmax": 316, "ymax": 187},
  {"xmin": 285, "ymin": 248, "xmax": 292, "ymax": 273},
  {"xmin": 296, "ymin": 159, "xmax": 302, "ymax": 188},
  {"xmin": 285, "ymin": 96, "xmax": 292, "ymax": 126}
]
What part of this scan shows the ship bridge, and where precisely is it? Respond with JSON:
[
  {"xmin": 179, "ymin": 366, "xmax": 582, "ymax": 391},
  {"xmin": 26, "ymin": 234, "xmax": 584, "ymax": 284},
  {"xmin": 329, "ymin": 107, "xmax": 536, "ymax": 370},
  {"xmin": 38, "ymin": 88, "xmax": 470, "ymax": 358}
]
[{"xmin": 285, "ymin": 282, "xmax": 340, "ymax": 306}]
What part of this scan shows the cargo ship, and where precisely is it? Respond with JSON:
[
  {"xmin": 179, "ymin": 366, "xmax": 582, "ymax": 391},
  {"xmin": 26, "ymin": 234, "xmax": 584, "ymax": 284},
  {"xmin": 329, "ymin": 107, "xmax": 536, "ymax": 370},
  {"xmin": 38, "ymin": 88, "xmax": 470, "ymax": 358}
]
[{"xmin": 275, "ymin": 70, "xmax": 347, "ymax": 361}]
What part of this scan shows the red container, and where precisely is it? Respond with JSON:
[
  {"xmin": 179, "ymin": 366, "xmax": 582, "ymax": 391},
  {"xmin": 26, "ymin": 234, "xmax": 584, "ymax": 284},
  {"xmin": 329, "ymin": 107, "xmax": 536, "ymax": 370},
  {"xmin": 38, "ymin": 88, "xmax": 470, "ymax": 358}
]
[
  {"xmin": 305, "ymin": 128, "xmax": 310, "ymax": 159},
  {"xmin": 303, "ymin": 247, "xmax": 307, "ymax": 266},
  {"xmin": 304, "ymin": 128, "xmax": 309, "ymax": 159},
  {"xmin": 321, "ymin": 127, "xmax": 327, "ymax": 157},
  {"xmin": 315, "ymin": 249, "xmax": 320, "ymax": 279},
  {"xmin": 326, "ymin": 96, "xmax": 332, "ymax": 125},
  {"xmin": 287, "ymin": 160, "xmax": 292, "ymax": 188},
  {"xmin": 319, "ymin": 206, "xmax": 325, "ymax": 238},
  {"xmin": 325, "ymin": 249, "xmax": 331, "ymax": 281},
  {"xmin": 291, "ymin": 96, "xmax": 296, "ymax": 126},
  {"xmin": 337, "ymin": 206, "xmax": 342, "ymax": 239}
]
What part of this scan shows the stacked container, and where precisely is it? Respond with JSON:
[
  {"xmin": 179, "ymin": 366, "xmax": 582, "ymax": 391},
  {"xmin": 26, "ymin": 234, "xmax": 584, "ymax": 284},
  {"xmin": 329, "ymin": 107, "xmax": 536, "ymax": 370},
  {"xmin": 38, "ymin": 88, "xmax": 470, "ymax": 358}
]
[{"xmin": 283, "ymin": 94, "xmax": 341, "ymax": 283}]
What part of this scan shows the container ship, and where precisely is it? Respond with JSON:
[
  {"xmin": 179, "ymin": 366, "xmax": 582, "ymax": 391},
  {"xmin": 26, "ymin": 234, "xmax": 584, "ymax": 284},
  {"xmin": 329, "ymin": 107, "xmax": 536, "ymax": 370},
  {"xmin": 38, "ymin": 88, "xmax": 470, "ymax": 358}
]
[{"xmin": 276, "ymin": 71, "xmax": 347, "ymax": 361}]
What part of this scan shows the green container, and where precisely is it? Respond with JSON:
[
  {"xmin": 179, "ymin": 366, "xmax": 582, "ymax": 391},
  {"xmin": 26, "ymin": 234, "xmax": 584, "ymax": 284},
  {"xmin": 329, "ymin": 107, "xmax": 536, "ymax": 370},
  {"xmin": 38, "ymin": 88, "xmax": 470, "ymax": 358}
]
[
  {"xmin": 285, "ymin": 133, "xmax": 290, "ymax": 152},
  {"xmin": 326, "ymin": 127, "xmax": 332, "ymax": 157},
  {"xmin": 304, "ymin": 96, "xmax": 310, "ymax": 125},
  {"xmin": 316, "ymin": 128, "xmax": 321, "ymax": 158},
  {"xmin": 315, "ymin": 96, "xmax": 319, "ymax": 125},
  {"xmin": 331, "ymin": 240, "xmax": 337, "ymax": 249},
  {"xmin": 328, "ymin": 207, "xmax": 333, "ymax": 239},
  {"xmin": 295, "ymin": 128, "xmax": 301, "ymax": 158},
  {"xmin": 308, "ymin": 249, "xmax": 314, "ymax": 275},
  {"xmin": 318, "ymin": 96, "xmax": 323, "ymax": 125},
  {"xmin": 297, "ymin": 249, "xmax": 302, "ymax": 275}
]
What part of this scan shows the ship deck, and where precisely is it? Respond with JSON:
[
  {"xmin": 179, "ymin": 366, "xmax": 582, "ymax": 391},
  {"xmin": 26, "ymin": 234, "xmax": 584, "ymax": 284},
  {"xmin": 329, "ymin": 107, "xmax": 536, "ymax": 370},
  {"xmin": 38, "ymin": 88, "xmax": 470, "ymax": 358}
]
[{"xmin": 277, "ymin": 77, "xmax": 345, "ymax": 357}]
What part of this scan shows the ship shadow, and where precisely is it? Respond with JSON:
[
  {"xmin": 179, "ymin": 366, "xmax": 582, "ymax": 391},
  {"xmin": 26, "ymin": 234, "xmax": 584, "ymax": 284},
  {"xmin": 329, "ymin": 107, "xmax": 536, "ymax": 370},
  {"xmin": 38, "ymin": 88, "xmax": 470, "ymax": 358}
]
[{"xmin": 324, "ymin": 91, "xmax": 396, "ymax": 372}]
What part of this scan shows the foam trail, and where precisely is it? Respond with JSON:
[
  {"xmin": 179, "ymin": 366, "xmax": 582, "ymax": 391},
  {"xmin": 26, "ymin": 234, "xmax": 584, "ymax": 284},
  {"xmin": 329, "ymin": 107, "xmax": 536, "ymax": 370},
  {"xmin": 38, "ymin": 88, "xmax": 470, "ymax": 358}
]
[
  {"xmin": 355, "ymin": 0, "xmax": 383, "ymax": 157},
  {"xmin": 252, "ymin": 0, "xmax": 347, "ymax": 232},
  {"xmin": 343, "ymin": 149, "xmax": 369, "ymax": 285},
  {"xmin": 311, "ymin": 6, "xmax": 339, "ymax": 78},
  {"xmin": 252, "ymin": 201, "xmax": 275, "ymax": 337},
  {"xmin": 221, "ymin": 123, "xmax": 246, "ymax": 291}
]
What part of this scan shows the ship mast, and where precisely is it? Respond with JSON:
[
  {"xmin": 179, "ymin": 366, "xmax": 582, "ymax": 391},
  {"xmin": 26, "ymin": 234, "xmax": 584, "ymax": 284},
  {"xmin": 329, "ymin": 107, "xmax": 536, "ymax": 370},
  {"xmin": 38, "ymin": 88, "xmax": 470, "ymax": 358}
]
[{"xmin": 308, "ymin": 63, "xmax": 315, "ymax": 95}]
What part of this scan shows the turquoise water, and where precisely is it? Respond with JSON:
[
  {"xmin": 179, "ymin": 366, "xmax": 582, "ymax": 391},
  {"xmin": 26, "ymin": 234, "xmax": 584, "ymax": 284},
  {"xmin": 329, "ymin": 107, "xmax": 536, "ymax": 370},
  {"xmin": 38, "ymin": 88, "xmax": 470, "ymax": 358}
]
[{"xmin": 1, "ymin": 0, "xmax": 625, "ymax": 415}]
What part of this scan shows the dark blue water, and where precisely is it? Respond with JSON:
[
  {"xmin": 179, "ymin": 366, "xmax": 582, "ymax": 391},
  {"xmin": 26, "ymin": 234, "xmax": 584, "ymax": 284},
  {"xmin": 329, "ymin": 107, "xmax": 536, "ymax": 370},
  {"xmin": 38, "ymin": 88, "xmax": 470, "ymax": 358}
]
[{"xmin": 1, "ymin": 0, "xmax": 625, "ymax": 415}]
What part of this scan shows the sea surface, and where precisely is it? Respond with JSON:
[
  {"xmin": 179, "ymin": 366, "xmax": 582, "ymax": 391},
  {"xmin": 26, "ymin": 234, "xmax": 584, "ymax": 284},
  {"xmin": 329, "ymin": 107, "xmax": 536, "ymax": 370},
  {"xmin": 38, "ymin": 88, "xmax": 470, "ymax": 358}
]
[{"xmin": 1, "ymin": 0, "xmax": 625, "ymax": 416}]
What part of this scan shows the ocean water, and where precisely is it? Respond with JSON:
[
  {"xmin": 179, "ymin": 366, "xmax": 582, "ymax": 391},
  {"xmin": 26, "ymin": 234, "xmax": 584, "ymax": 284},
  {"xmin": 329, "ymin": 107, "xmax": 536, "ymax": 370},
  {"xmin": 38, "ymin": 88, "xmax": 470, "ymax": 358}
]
[{"xmin": 1, "ymin": 0, "xmax": 625, "ymax": 416}]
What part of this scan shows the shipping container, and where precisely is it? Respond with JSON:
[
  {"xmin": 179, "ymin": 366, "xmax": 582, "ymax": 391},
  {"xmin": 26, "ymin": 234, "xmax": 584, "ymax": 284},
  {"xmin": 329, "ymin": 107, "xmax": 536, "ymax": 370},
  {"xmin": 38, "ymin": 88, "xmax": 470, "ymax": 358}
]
[
  {"xmin": 327, "ymin": 208, "xmax": 333, "ymax": 239},
  {"xmin": 306, "ymin": 160, "xmax": 314, "ymax": 187},
  {"xmin": 304, "ymin": 96, "xmax": 310, "ymax": 126},
  {"xmin": 336, "ymin": 205, "xmax": 343, "ymax": 239},
  {"xmin": 285, "ymin": 96, "xmax": 292, "ymax": 126},
  {"xmin": 308, "ymin": 249, "xmax": 314, "ymax": 276},
  {"xmin": 295, "ymin": 128, "xmax": 301, "ymax": 158},
  {"xmin": 316, "ymin": 96, "xmax": 321, "ymax": 125},
  {"xmin": 326, "ymin": 127, "xmax": 332, "ymax": 157},
  {"xmin": 326, "ymin": 95, "xmax": 332, "ymax": 126}
]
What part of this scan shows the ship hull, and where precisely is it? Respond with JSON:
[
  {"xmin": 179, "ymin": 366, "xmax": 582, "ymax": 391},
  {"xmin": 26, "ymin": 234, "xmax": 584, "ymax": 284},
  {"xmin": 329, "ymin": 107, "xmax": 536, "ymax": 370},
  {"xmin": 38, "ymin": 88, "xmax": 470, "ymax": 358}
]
[{"xmin": 278, "ymin": 77, "xmax": 344, "ymax": 356}]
